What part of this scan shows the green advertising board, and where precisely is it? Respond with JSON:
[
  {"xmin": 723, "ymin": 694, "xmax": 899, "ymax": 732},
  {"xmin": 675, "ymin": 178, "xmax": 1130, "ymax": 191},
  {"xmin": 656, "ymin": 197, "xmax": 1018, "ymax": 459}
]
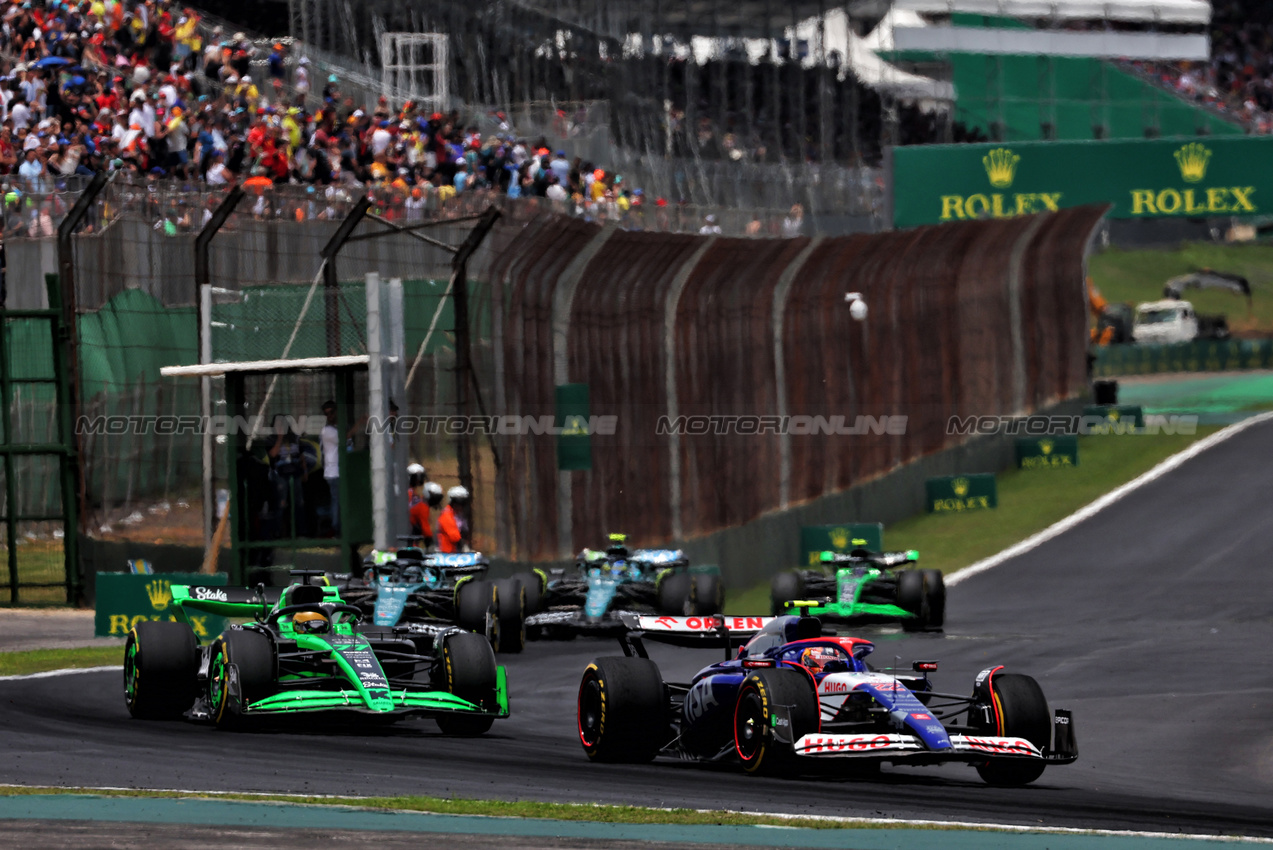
[
  {"xmin": 1082, "ymin": 404, "xmax": 1145, "ymax": 432},
  {"xmin": 926, "ymin": 474, "xmax": 997, "ymax": 513},
  {"xmin": 892, "ymin": 136, "xmax": 1273, "ymax": 230},
  {"xmin": 95, "ymin": 572, "xmax": 229, "ymax": 640},
  {"xmin": 1092, "ymin": 339, "xmax": 1273, "ymax": 377},
  {"xmin": 1015, "ymin": 436, "xmax": 1078, "ymax": 469},
  {"xmin": 799, "ymin": 523, "xmax": 884, "ymax": 566},
  {"xmin": 556, "ymin": 383, "xmax": 592, "ymax": 471}
]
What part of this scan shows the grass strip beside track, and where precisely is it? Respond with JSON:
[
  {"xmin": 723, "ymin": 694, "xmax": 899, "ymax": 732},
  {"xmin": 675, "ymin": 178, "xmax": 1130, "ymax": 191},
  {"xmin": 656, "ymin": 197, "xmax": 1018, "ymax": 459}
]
[
  {"xmin": 0, "ymin": 646, "xmax": 123, "ymax": 677},
  {"xmin": 0, "ymin": 785, "xmax": 953, "ymax": 831},
  {"xmin": 726, "ymin": 428, "xmax": 1218, "ymax": 614}
]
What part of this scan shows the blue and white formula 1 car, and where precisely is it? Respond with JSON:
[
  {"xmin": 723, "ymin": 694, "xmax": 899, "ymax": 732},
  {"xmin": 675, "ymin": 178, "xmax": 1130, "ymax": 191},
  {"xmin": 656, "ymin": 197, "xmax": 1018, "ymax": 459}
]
[
  {"xmin": 337, "ymin": 549, "xmax": 528, "ymax": 654},
  {"xmin": 525, "ymin": 534, "xmax": 723, "ymax": 639},
  {"xmin": 576, "ymin": 614, "xmax": 1077, "ymax": 785}
]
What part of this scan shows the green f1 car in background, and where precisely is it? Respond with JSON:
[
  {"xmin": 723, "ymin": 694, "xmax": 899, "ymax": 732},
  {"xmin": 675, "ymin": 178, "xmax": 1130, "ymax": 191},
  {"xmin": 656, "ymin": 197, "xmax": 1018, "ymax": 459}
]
[
  {"xmin": 123, "ymin": 570, "xmax": 509, "ymax": 733},
  {"xmin": 770, "ymin": 550, "xmax": 945, "ymax": 631}
]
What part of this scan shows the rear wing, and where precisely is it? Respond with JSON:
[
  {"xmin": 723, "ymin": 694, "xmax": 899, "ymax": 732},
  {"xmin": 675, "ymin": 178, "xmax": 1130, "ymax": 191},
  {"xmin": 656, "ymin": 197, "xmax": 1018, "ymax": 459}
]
[
  {"xmin": 617, "ymin": 614, "xmax": 775, "ymax": 658},
  {"xmin": 171, "ymin": 584, "xmax": 283, "ymax": 618},
  {"xmin": 420, "ymin": 552, "xmax": 490, "ymax": 575},
  {"xmin": 820, "ymin": 549, "xmax": 918, "ymax": 568}
]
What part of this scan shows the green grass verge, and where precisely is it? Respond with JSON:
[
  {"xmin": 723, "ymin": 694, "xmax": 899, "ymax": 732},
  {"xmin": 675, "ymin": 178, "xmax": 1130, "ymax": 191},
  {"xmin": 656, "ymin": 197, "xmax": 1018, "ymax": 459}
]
[
  {"xmin": 726, "ymin": 427, "xmax": 1219, "ymax": 615},
  {"xmin": 0, "ymin": 646, "xmax": 122, "ymax": 677},
  {"xmin": 0, "ymin": 785, "xmax": 1002, "ymax": 832},
  {"xmin": 1089, "ymin": 242, "xmax": 1273, "ymax": 335}
]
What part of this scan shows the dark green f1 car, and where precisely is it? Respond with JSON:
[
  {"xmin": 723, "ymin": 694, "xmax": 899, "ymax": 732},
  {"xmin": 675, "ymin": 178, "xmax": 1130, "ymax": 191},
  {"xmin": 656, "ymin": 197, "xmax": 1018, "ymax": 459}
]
[
  {"xmin": 770, "ymin": 550, "xmax": 945, "ymax": 631},
  {"xmin": 123, "ymin": 570, "xmax": 509, "ymax": 734}
]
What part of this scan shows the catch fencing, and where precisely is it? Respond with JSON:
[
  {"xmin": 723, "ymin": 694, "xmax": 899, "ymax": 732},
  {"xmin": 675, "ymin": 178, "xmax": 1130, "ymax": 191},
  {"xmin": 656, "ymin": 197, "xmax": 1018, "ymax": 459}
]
[
  {"xmin": 486, "ymin": 206, "xmax": 1105, "ymax": 561},
  {"xmin": 2, "ymin": 180, "xmax": 1101, "ymax": 564}
]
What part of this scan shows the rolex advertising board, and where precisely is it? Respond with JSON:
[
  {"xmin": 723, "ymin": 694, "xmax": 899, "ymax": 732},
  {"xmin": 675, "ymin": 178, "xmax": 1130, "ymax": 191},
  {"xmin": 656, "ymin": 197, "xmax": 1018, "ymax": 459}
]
[
  {"xmin": 926, "ymin": 474, "xmax": 997, "ymax": 513},
  {"xmin": 799, "ymin": 523, "xmax": 884, "ymax": 565},
  {"xmin": 891, "ymin": 137, "xmax": 1273, "ymax": 230},
  {"xmin": 1015, "ymin": 436, "xmax": 1079, "ymax": 469},
  {"xmin": 94, "ymin": 572, "xmax": 229, "ymax": 639}
]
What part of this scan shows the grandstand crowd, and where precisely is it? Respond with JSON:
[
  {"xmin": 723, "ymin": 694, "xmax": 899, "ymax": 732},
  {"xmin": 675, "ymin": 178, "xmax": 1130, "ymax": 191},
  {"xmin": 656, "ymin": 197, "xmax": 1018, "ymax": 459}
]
[
  {"xmin": 1125, "ymin": 1, "xmax": 1273, "ymax": 134},
  {"xmin": 0, "ymin": 0, "xmax": 705, "ymax": 236}
]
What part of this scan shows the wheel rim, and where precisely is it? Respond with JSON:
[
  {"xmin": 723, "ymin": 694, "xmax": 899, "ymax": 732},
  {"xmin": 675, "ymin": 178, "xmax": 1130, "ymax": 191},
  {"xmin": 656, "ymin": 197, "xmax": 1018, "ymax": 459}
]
[
  {"xmin": 578, "ymin": 675, "xmax": 603, "ymax": 748},
  {"xmin": 734, "ymin": 689, "xmax": 765, "ymax": 763},
  {"xmin": 123, "ymin": 638, "xmax": 139, "ymax": 704},
  {"xmin": 208, "ymin": 646, "xmax": 227, "ymax": 714}
]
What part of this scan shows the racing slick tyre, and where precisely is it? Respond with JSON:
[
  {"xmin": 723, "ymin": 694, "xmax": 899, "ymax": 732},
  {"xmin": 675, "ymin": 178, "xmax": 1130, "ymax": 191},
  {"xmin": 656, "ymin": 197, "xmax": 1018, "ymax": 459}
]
[
  {"xmin": 578, "ymin": 657, "xmax": 667, "ymax": 763},
  {"xmin": 209, "ymin": 629, "xmax": 275, "ymax": 730},
  {"xmin": 456, "ymin": 578, "xmax": 498, "ymax": 648},
  {"xmin": 689, "ymin": 573, "xmax": 724, "ymax": 617},
  {"xmin": 657, "ymin": 571, "xmax": 692, "ymax": 616},
  {"xmin": 921, "ymin": 569, "xmax": 946, "ymax": 629},
  {"xmin": 512, "ymin": 571, "xmax": 544, "ymax": 615},
  {"xmin": 734, "ymin": 668, "xmax": 819, "ymax": 776},
  {"xmin": 124, "ymin": 621, "xmax": 200, "ymax": 720},
  {"xmin": 898, "ymin": 570, "xmax": 937, "ymax": 632},
  {"xmin": 770, "ymin": 571, "xmax": 804, "ymax": 616},
  {"xmin": 973, "ymin": 673, "xmax": 1051, "ymax": 786},
  {"xmin": 492, "ymin": 578, "xmax": 526, "ymax": 654},
  {"xmin": 436, "ymin": 631, "xmax": 498, "ymax": 736}
]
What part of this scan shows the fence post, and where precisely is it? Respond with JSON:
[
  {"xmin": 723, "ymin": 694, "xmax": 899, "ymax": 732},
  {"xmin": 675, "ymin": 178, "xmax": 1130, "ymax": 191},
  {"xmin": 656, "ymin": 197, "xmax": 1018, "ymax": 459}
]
[
  {"xmin": 449, "ymin": 206, "xmax": 501, "ymax": 531},
  {"xmin": 55, "ymin": 172, "xmax": 107, "ymax": 581},
  {"xmin": 194, "ymin": 185, "xmax": 245, "ymax": 548},
  {"xmin": 319, "ymin": 198, "xmax": 373, "ymax": 358}
]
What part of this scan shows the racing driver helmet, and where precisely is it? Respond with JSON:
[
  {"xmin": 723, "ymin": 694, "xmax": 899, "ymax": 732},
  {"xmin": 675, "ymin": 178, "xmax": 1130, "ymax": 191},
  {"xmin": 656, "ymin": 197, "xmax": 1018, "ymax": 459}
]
[
  {"xmin": 293, "ymin": 610, "xmax": 330, "ymax": 634},
  {"xmin": 800, "ymin": 645, "xmax": 838, "ymax": 674}
]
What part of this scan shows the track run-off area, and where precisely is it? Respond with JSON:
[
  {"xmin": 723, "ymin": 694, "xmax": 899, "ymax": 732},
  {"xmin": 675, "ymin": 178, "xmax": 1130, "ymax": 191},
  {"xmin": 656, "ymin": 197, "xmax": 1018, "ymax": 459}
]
[{"xmin": 2, "ymin": 417, "xmax": 1272, "ymax": 840}]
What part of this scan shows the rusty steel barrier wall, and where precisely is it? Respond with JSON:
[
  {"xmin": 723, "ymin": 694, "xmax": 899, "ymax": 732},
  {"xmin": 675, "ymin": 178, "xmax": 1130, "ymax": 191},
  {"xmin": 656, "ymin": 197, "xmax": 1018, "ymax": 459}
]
[{"xmin": 488, "ymin": 205, "xmax": 1107, "ymax": 561}]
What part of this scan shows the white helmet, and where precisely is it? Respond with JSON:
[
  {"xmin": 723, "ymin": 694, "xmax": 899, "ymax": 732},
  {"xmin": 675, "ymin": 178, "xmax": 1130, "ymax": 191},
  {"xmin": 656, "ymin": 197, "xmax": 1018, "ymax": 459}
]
[
  {"xmin": 407, "ymin": 462, "xmax": 425, "ymax": 475},
  {"xmin": 447, "ymin": 485, "xmax": 470, "ymax": 502},
  {"xmin": 424, "ymin": 481, "xmax": 444, "ymax": 506},
  {"xmin": 407, "ymin": 462, "xmax": 426, "ymax": 487}
]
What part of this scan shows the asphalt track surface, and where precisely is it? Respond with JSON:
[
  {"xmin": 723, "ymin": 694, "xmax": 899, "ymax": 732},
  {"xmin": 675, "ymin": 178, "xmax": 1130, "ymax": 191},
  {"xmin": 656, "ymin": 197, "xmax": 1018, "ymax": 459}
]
[{"xmin": 3, "ymin": 421, "xmax": 1273, "ymax": 837}]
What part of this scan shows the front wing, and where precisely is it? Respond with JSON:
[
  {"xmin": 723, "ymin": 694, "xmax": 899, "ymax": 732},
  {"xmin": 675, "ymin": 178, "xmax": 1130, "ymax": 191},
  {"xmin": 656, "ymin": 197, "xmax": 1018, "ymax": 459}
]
[
  {"xmin": 223, "ymin": 666, "xmax": 510, "ymax": 720},
  {"xmin": 793, "ymin": 732, "xmax": 1041, "ymax": 760}
]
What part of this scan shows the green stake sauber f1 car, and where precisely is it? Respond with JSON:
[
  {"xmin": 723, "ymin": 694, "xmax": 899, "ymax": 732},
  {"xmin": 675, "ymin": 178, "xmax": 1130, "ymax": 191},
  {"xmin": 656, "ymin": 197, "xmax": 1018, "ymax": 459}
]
[
  {"xmin": 123, "ymin": 570, "xmax": 509, "ymax": 733},
  {"xmin": 771, "ymin": 550, "xmax": 945, "ymax": 631}
]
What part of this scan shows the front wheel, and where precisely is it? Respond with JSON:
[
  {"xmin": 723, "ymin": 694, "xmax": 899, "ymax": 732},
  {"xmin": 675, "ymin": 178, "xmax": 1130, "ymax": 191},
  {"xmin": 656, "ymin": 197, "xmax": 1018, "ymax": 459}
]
[
  {"xmin": 578, "ymin": 656, "xmax": 666, "ymax": 763},
  {"xmin": 734, "ymin": 668, "xmax": 819, "ymax": 776},
  {"xmin": 436, "ymin": 631, "xmax": 498, "ymax": 736},
  {"xmin": 974, "ymin": 673, "xmax": 1051, "ymax": 786},
  {"xmin": 492, "ymin": 578, "xmax": 526, "ymax": 654},
  {"xmin": 657, "ymin": 572, "xmax": 692, "ymax": 615},
  {"xmin": 456, "ymin": 578, "xmax": 497, "ymax": 648},
  {"xmin": 208, "ymin": 629, "xmax": 275, "ymax": 730},
  {"xmin": 124, "ymin": 621, "xmax": 199, "ymax": 720}
]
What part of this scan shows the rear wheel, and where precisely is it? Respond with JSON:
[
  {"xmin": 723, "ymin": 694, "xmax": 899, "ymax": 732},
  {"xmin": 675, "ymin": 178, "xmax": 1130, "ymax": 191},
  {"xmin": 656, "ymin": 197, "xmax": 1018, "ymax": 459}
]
[
  {"xmin": 922, "ymin": 569, "xmax": 946, "ymax": 629},
  {"xmin": 974, "ymin": 673, "xmax": 1051, "ymax": 786},
  {"xmin": 456, "ymin": 579, "xmax": 497, "ymax": 648},
  {"xmin": 208, "ymin": 629, "xmax": 275, "ymax": 730},
  {"xmin": 578, "ymin": 656, "xmax": 667, "ymax": 763},
  {"xmin": 124, "ymin": 621, "xmax": 199, "ymax": 720},
  {"xmin": 657, "ymin": 571, "xmax": 692, "ymax": 615},
  {"xmin": 436, "ymin": 631, "xmax": 498, "ymax": 736},
  {"xmin": 492, "ymin": 578, "xmax": 526, "ymax": 654},
  {"xmin": 689, "ymin": 573, "xmax": 724, "ymax": 616},
  {"xmin": 898, "ymin": 570, "xmax": 928, "ymax": 631},
  {"xmin": 770, "ymin": 571, "xmax": 804, "ymax": 616},
  {"xmin": 734, "ymin": 668, "xmax": 819, "ymax": 776}
]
